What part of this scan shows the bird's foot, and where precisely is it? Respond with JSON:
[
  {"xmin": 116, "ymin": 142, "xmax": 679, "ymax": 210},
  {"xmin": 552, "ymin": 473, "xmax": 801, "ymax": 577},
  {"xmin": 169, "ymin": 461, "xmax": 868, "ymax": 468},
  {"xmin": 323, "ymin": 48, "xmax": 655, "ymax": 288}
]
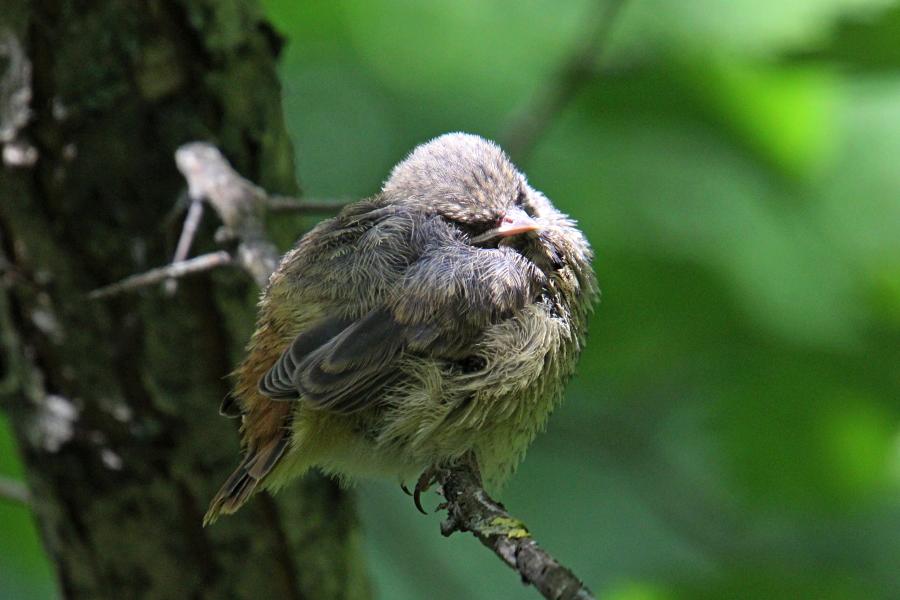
[{"xmin": 412, "ymin": 467, "xmax": 438, "ymax": 515}]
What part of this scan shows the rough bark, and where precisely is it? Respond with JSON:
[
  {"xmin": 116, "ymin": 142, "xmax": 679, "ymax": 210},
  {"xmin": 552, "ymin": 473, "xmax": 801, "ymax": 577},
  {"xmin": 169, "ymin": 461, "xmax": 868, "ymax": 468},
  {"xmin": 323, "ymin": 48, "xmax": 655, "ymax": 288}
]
[{"xmin": 0, "ymin": 1, "xmax": 370, "ymax": 598}]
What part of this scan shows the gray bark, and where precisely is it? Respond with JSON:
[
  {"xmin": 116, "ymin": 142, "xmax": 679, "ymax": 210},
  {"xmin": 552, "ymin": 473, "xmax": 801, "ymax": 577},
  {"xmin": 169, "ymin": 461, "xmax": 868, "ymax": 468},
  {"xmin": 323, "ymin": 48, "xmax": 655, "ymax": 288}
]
[{"xmin": 0, "ymin": 1, "xmax": 370, "ymax": 598}]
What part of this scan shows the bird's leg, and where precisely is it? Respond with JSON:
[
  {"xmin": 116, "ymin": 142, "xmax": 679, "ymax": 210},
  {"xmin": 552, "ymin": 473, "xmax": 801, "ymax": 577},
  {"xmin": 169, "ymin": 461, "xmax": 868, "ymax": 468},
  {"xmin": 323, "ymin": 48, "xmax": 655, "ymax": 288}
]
[
  {"xmin": 413, "ymin": 453, "xmax": 482, "ymax": 514},
  {"xmin": 461, "ymin": 450, "xmax": 483, "ymax": 484},
  {"xmin": 434, "ymin": 451, "xmax": 483, "ymax": 512}
]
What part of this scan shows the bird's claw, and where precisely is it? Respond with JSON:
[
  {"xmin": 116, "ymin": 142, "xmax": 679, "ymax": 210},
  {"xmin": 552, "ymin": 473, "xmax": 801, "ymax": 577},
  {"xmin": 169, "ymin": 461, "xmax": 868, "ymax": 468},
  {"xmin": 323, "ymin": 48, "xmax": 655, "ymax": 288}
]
[{"xmin": 413, "ymin": 468, "xmax": 437, "ymax": 515}]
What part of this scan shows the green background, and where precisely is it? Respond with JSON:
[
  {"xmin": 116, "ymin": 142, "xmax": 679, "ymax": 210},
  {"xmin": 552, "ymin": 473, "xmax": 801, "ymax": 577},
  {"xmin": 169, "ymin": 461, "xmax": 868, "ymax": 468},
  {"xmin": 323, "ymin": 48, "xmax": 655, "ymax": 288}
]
[{"xmin": 4, "ymin": 0, "xmax": 900, "ymax": 598}]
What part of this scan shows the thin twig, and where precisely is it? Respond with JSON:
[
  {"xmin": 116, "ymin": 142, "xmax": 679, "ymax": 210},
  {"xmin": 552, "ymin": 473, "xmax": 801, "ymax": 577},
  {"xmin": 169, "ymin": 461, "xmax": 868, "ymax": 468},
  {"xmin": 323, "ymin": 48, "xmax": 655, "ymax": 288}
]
[
  {"xmin": 500, "ymin": 0, "xmax": 626, "ymax": 161},
  {"xmin": 174, "ymin": 142, "xmax": 279, "ymax": 287},
  {"xmin": 438, "ymin": 459, "xmax": 594, "ymax": 600},
  {"xmin": 0, "ymin": 475, "xmax": 29, "ymax": 505},
  {"xmin": 267, "ymin": 195, "xmax": 347, "ymax": 213},
  {"xmin": 171, "ymin": 198, "xmax": 205, "ymax": 265},
  {"xmin": 165, "ymin": 197, "xmax": 205, "ymax": 295},
  {"xmin": 90, "ymin": 142, "xmax": 282, "ymax": 300},
  {"xmin": 88, "ymin": 251, "xmax": 233, "ymax": 299}
]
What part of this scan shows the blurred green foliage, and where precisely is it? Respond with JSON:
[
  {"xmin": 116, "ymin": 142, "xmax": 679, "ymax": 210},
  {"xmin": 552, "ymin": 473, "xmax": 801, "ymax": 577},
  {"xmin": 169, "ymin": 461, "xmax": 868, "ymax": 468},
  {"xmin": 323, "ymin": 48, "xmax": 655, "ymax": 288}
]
[
  {"xmin": 4, "ymin": 0, "xmax": 900, "ymax": 598},
  {"xmin": 0, "ymin": 416, "xmax": 56, "ymax": 599}
]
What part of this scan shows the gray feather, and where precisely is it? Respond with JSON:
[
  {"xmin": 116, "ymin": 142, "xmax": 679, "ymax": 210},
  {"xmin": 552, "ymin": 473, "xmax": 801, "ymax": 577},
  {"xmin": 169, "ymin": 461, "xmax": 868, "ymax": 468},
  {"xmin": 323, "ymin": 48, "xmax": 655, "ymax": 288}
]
[{"xmin": 259, "ymin": 317, "xmax": 352, "ymax": 399}]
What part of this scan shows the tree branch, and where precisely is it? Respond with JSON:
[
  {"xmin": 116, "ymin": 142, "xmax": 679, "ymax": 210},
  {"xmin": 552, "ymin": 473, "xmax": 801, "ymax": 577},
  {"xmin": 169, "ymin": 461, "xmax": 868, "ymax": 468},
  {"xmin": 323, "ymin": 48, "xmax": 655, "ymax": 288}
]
[
  {"xmin": 174, "ymin": 141, "xmax": 280, "ymax": 287},
  {"xmin": 88, "ymin": 251, "xmax": 233, "ymax": 299},
  {"xmin": 164, "ymin": 196, "xmax": 206, "ymax": 294},
  {"xmin": 90, "ymin": 142, "xmax": 349, "ymax": 301},
  {"xmin": 437, "ymin": 460, "xmax": 594, "ymax": 600}
]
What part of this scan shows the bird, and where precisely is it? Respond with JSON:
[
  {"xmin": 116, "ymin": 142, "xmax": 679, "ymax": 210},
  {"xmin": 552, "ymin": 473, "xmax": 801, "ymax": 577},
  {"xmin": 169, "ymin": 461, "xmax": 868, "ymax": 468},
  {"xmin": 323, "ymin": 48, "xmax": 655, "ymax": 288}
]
[{"xmin": 204, "ymin": 132, "xmax": 598, "ymax": 525}]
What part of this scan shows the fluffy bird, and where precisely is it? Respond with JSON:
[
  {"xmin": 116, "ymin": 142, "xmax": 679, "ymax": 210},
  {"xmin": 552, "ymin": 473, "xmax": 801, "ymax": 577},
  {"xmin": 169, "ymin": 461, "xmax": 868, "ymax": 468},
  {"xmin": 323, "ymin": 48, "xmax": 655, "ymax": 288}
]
[{"xmin": 204, "ymin": 133, "xmax": 598, "ymax": 524}]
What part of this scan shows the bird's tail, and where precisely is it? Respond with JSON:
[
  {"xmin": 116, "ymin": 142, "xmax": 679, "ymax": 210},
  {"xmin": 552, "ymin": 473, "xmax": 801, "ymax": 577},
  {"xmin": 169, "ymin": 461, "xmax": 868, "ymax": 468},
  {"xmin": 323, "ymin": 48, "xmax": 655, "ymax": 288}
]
[{"xmin": 203, "ymin": 433, "xmax": 290, "ymax": 526}]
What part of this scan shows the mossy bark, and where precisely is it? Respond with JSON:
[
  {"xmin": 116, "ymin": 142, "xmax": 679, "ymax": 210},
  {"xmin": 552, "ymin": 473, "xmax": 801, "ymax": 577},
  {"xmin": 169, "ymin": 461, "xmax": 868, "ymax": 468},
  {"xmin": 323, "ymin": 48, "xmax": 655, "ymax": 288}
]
[{"xmin": 0, "ymin": 1, "xmax": 370, "ymax": 598}]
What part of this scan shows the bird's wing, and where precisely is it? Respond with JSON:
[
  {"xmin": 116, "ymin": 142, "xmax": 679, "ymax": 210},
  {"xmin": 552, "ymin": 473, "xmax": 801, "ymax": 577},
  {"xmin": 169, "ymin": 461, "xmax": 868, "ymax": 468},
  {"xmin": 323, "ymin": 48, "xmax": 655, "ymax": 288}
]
[
  {"xmin": 258, "ymin": 316, "xmax": 354, "ymax": 400},
  {"xmin": 261, "ymin": 309, "xmax": 406, "ymax": 412},
  {"xmin": 259, "ymin": 212, "xmax": 544, "ymax": 414}
]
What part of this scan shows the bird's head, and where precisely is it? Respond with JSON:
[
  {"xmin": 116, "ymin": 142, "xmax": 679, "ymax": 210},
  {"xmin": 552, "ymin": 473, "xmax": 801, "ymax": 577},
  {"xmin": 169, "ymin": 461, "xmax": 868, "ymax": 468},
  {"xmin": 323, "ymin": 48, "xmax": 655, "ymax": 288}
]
[
  {"xmin": 382, "ymin": 133, "xmax": 594, "ymax": 282},
  {"xmin": 382, "ymin": 133, "xmax": 539, "ymax": 241}
]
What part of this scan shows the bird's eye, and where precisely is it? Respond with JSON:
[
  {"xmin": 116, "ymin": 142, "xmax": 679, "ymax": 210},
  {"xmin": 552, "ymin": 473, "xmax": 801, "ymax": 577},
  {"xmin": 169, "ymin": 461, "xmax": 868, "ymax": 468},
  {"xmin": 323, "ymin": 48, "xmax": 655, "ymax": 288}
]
[
  {"xmin": 455, "ymin": 219, "xmax": 497, "ymax": 239},
  {"xmin": 515, "ymin": 189, "xmax": 536, "ymax": 217},
  {"xmin": 450, "ymin": 216, "xmax": 504, "ymax": 248}
]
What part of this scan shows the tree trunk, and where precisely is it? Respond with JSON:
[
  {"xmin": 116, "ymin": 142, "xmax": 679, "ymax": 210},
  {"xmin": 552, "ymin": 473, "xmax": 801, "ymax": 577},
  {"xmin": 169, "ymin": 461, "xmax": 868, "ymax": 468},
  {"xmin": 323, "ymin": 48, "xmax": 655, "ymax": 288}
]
[{"xmin": 0, "ymin": 1, "xmax": 370, "ymax": 598}]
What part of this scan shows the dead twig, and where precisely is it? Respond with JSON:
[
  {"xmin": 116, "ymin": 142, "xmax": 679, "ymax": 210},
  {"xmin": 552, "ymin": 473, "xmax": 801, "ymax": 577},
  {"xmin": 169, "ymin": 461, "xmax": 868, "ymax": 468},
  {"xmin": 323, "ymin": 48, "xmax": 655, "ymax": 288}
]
[
  {"xmin": 90, "ymin": 142, "xmax": 283, "ymax": 298},
  {"xmin": 89, "ymin": 251, "xmax": 233, "ymax": 299},
  {"xmin": 164, "ymin": 197, "xmax": 205, "ymax": 294}
]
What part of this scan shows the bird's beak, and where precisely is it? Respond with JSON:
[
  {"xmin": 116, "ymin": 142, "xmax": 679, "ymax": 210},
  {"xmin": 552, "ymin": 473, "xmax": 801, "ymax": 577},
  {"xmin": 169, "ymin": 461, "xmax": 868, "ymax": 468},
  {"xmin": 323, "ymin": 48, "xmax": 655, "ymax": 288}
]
[{"xmin": 470, "ymin": 207, "xmax": 541, "ymax": 244}]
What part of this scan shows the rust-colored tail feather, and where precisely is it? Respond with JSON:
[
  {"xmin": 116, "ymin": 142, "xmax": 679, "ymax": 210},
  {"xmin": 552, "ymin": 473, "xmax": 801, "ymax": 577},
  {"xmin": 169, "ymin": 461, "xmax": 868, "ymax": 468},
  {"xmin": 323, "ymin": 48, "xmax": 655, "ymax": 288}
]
[{"xmin": 203, "ymin": 434, "xmax": 289, "ymax": 526}]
